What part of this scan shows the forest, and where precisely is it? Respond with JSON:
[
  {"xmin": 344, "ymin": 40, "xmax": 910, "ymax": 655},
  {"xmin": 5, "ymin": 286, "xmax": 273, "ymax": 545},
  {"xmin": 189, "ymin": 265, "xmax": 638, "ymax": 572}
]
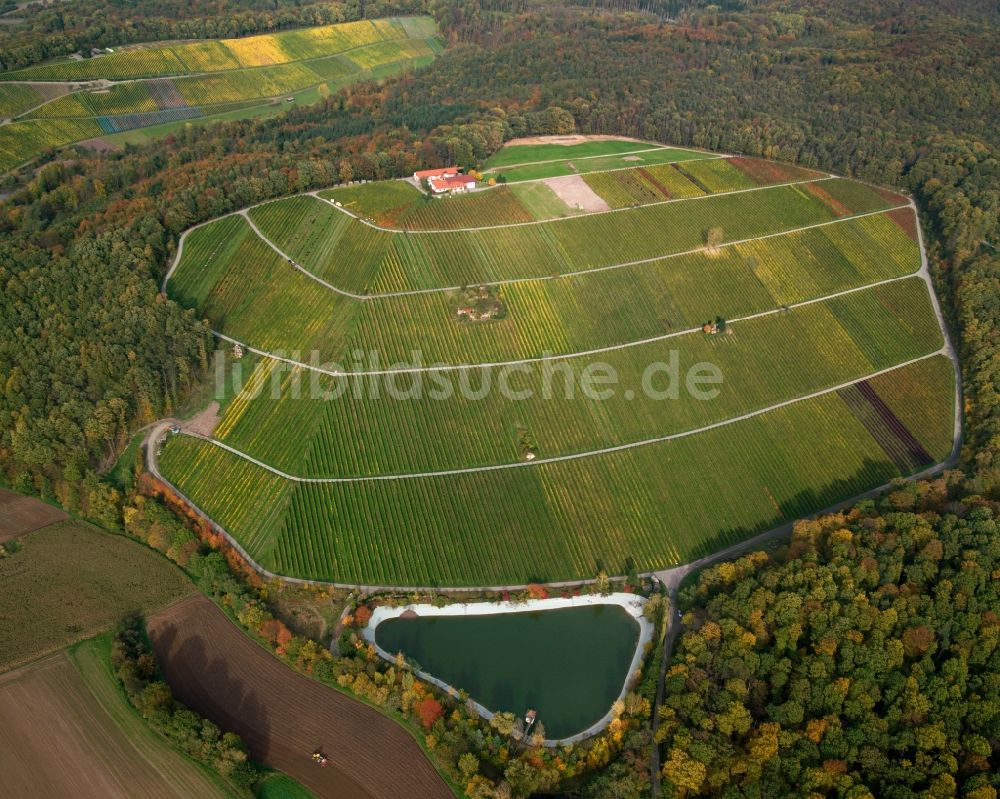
[
  {"xmin": 0, "ymin": 0, "xmax": 998, "ymax": 794},
  {"xmin": 660, "ymin": 488, "xmax": 999, "ymax": 798}
]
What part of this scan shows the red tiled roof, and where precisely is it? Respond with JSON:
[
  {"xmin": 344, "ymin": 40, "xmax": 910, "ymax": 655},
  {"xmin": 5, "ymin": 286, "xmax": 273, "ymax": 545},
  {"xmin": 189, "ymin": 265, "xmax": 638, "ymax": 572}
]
[
  {"xmin": 429, "ymin": 174, "xmax": 476, "ymax": 190},
  {"xmin": 414, "ymin": 166, "xmax": 459, "ymax": 179}
]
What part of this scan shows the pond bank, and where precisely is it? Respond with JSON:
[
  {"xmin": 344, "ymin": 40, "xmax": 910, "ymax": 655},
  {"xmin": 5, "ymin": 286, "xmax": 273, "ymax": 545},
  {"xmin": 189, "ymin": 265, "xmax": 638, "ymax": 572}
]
[{"xmin": 363, "ymin": 592, "xmax": 654, "ymax": 745}]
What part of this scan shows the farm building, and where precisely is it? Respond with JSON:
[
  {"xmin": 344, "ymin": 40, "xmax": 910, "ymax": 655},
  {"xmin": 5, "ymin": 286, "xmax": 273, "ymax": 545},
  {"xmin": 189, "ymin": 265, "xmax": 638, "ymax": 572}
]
[
  {"xmin": 429, "ymin": 174, "xmax": 477, "ymax": 193},
  {"xmin": 414, "ymin": 166, "xmax": 459, "ymax": 181}
]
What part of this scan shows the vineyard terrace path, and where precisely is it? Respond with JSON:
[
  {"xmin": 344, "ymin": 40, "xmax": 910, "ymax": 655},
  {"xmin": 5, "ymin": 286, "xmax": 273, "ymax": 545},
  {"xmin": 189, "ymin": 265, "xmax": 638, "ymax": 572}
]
[{"xmin": 162, "ymin": 161, "xmax": 839, "ymax": 297}]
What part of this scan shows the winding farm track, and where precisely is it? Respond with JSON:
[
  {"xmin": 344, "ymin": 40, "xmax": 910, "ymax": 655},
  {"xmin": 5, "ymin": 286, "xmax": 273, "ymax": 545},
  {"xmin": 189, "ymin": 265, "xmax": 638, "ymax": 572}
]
[
  {"xmin": 148, "ymin": 594, "xmax": 454, "ymax": 799},
  {"xmin": 149, "ymin": 165, "xmax": 963, "ymax": 584},
  {"xmin": 165, "ymin": 348, "xmax": 949, "ymax": 483},
  {"xmin": 164, "ymin": 166, "xmax": 848, "ymax": 300}
]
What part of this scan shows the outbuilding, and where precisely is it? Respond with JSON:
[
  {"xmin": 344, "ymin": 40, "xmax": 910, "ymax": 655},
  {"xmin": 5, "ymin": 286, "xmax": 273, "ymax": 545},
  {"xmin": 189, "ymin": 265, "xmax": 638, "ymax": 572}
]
[
  {"xmin": 428, "ymin": 174, "xmax": 476, "ymax": 193},
  {"xmin": 413, "ymin": 166, "xmax": 459, "ymax": 181}
]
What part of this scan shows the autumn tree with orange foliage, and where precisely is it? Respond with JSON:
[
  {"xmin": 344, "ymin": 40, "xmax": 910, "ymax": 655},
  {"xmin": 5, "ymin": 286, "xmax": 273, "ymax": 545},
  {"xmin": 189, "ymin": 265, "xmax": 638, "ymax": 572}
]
[{"xmin": 416, "ymin": 696, "xmax": 444, "ymax": 730}]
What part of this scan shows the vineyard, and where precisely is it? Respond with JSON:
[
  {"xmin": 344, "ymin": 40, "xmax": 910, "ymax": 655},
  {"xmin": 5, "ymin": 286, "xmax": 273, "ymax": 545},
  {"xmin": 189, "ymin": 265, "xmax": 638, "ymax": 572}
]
[
  {"xmin": 158, "ymin": 142, "xmax": 956, "ymax": 586},
  {"xmin": 243, "ymin": 177, "xmax": 903, "ymax": 294},
  {"xmin": 0, "ymin": 83, "xmax": 43, "ymax": 117},
  {"xmin": 0, "ymin": 17, "xmax": 441, "ymax": 173},
  {"xmin": 1, "ymin": 17, "xmax": 430, "ymax": 81},
  {"xmin": 159, "ymin": 356, "xmax": 955, "ymax": 585},
  {"xmin": 324, "ymin": 182, "xmax": 537, "ymax": 228},
  {"xmin": 582, "ymin": 157, "xmax": 826, "ymax": 207},
  {"xmin": 202, "ymin": 277, "xmax": 943, "ymax": 477},
  {"xmin": 172, "ymin": 199, "xmax": 921, "ymax": 367}
]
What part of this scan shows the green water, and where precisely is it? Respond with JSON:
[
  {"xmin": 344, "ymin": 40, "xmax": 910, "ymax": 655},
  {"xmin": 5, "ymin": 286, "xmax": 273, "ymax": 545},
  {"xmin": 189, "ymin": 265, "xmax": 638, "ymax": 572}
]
[{"xmin": 374, "ymin": 604, "xmax": 640, "ymax": 739}]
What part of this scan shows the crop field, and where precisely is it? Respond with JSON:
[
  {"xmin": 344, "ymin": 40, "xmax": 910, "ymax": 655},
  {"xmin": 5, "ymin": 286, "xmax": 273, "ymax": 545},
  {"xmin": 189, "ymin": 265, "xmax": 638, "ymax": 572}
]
[
  {"xmin": 148, "ymin": 594, "xmax": 453, "ymax": 798},
  {"xmin": 0, "ymin": 520, "xmax": 195, "ymax": 672},
  {"xmin": 1, "ymin": 17, "xmax": 432, "ymax": 81},
  {"xmin": 188, "ymin": 276, "xmax": 941, "ymax": 477},
  {"xmin": 583, "ymin": 157, "xmax": 829, "ymax": 208},
  {"xmin": 0, "ymin": 639, "xmax": 236, "ymax": 799},
  {"xmin": 486, "ymin": 146, "xmax": 714, "ymax": 182},
  {"xmin": 0, "ymin": 83, "xmax": 43, "ymax": 117},
  {"xmin": 159, "ymin": 143, "xmax": 955, "ymax": 586},
  {"xmin": 0, "ymin": 489, "xmax": 66, "ymax": 542},
  {"xmin": 0, "ymin": 17, "xmax": 440, "ymax": 173},
  {"xmin": 244, "ymin": 179, "xmax": 905, "ymax": 294},
  {"xmin": 675, "ymin": 157, "xmax": 759, "ymax": 192},
  {"xmin": 160, "ymin": 355, "xmax": 953, "ymax": 585},
  {"xmin": 0, "ymin": 117, "xmax": 103, "ymax": 172},
  {"xmin": 176, "ymin": 198, "xmax": 920, "ymax": 367}
]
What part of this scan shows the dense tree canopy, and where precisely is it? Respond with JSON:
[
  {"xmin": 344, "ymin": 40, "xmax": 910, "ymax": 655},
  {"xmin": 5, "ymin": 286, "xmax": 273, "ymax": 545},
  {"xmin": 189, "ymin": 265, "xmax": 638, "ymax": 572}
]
[{"xmin": 659, "ymin": 488, "xmax": 1000, "ymax": 797}]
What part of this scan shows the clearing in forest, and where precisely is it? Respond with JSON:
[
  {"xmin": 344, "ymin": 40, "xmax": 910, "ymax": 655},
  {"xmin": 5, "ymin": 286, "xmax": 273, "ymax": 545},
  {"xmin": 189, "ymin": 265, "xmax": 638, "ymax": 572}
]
[
  {"xmin": 158, "ymin": 140, "xmax": 957, "ymax": 587},
  {"xmin": 0, "ymin": 16, "xmax": 441, "ymax": 174}
]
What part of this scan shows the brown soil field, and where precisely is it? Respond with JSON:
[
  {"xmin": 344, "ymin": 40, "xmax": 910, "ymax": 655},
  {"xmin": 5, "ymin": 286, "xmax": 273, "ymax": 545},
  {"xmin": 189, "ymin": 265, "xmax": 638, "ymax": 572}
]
[
  {"xmin": 0, "ymin": 488, "xmax": 67, "ymax": 542},
  {"xmin": 504, "ymin": 133, "xmax": 644, "ymax": 147},
  {"xmin": 544, "ymin": 174, "xmax": 610, "ymax": 212},
  {"xmin": 148, "ymin": 595, "xmax": 455, "ymax": 799},
  {"xmin": 0, "ymin": 644, "xmax": 235, "ymax": 799}
]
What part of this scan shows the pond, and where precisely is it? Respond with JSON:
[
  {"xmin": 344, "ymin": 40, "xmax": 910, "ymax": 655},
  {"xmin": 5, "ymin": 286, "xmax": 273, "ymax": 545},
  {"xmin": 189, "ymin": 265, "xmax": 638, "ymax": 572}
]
[{"xmin": 369, "ymin": 596, "xmax": 647, "ymax": 741}]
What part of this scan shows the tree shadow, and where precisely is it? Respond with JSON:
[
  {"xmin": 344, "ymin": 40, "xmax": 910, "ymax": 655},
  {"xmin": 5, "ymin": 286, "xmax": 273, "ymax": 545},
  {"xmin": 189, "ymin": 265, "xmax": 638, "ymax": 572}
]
[{"xmin": 149, "ymin": 620, "xmax": 272, "ymax": 760}]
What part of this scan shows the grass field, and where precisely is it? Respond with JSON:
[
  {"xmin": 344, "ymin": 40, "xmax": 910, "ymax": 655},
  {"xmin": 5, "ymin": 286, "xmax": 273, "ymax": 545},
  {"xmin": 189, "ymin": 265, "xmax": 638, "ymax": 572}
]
[
  {"xmin": 0, "ymin": 520, "xmax": 195, "ymax": 672},
  {"xmin": 0, "ymin": 638, "xmax": 237, "ymax": 798},
  {"xmin": 485, "ymin": 146, "xmax": 713, "ymax": 182},
  {"xmin": 0, "ymin": 17, "xmax": 440, "ymax": 174},
  {"xmin": 159, "ymin": 142, "xmax": 954, "ymax": 586},
  {"xmin": 485, "ymin": 139, "xmax": 666, "ymax": 167},
  {"xmin": 255, "ymin": 773, "xmax": 320, "ymax": 799}
]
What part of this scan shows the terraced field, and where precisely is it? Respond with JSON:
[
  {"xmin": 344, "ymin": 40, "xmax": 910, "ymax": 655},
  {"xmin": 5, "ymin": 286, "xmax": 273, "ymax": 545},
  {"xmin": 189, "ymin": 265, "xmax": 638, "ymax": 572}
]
[
  {"xmin": 159, "ymin": 142, "xmax": 957, "ymax": 587},
  {"xmin": 0, "ymin": 16, "xmax": 440, "ymax": 173},
  {"xmin": 244, "ymin": 178, "xmax": 904, "ymax": 294}
]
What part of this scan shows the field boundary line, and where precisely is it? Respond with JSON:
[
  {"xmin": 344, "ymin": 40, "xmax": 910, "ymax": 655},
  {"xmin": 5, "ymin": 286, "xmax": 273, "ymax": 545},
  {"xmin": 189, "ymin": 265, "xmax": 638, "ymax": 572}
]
[
  {"xmin": 176, "ymin": 349, "xmax": 947, "ymax": 483},
  {"xmin": 236, "ymin": 201, "xmax": 907, "ymax": 301},
  {"xmin": 482, "ymin": 144, "xmax": 697, "ymax": 171},
  {"xmin": 308, "ymin": 171, "xmax": 834, "ymax": 235},
  {"xmin": 208, "ymin": 267, "xmax": 926, "ymax": 376},
  {"xmin": 162, "ymin": 170, "xmax": 878, "ymax": 293}
]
